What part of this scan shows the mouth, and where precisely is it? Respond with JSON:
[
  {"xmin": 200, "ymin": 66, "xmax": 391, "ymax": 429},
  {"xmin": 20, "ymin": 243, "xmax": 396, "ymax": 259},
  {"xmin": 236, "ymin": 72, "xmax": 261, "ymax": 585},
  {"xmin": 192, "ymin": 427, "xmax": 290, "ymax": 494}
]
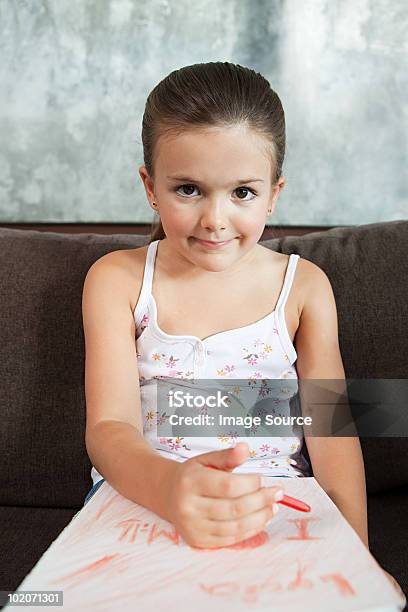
[{"xmin": 191, "ymin": 237, "xmax": 236, "ymax": 249}]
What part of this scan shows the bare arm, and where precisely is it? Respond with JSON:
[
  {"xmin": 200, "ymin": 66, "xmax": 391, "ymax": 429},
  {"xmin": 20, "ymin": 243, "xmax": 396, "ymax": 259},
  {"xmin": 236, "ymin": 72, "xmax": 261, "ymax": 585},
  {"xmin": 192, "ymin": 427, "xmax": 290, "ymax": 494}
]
[
  {"xmin": 85, "ymin": 420, "xmax": 176, "ymax": 520},
  {"xmin": 82, "ymin": 252, "xmax": 176, "ymax": 521},
  {"xmin": 294, "ymin": 261, "xmax": 368, "ymax": 547},
  {"xmin": 304, "ymin": 436, "xmax": 368, "ymax": 547}
]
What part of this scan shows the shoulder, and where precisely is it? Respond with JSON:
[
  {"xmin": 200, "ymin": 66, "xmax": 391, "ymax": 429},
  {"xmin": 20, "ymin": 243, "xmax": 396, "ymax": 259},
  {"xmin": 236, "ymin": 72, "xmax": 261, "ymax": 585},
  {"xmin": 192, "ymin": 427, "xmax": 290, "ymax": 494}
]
[
  {"xmin": 295, "ymin": 257, "xmax": 334, "ymax": 316},
  {"xmin": 89, "ymin": 245, "xmax": 148, "ymax": 270},
  {"xmin": 84, "ymin": 245, "xmax": 149, "ymax": 312},
  {"xmin": 292, "ymin": 258, "xmax": 344, "ymax": 378}
]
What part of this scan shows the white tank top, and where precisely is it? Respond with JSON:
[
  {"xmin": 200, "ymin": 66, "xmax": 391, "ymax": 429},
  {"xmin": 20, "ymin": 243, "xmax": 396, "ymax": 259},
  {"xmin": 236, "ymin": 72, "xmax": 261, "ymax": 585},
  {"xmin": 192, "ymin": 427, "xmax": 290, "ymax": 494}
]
[{"xmin": 90, "ymin": 240, "xmax": 311, "ymax": 486}]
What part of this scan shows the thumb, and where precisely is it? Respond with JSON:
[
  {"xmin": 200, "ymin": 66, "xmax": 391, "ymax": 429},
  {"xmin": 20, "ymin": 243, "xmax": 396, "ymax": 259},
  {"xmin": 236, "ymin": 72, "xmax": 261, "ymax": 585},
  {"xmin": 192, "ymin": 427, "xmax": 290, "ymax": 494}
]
[{"xmin": 194, "ymin": 442, "xmax": 251, "ymax": 472}]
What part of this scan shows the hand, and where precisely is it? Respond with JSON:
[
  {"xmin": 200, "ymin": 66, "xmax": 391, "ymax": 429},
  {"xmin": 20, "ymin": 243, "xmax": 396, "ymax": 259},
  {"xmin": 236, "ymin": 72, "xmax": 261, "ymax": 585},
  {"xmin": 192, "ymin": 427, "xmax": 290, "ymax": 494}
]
[
  {"xmin": 163, "ymin": 442, "xmax": 284, "ymax": 549},
  {"xmin": 382, "ymin": 568, "xmax": 405, "ymax": 601}
]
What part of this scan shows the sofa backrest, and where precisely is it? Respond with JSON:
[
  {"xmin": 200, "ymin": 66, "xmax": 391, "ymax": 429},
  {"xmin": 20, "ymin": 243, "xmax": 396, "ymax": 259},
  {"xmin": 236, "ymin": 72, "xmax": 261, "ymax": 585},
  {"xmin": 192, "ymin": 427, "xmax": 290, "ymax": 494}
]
[{"xmin": 0, "ymin": 220, "xmax": 406, "ymax": 508}]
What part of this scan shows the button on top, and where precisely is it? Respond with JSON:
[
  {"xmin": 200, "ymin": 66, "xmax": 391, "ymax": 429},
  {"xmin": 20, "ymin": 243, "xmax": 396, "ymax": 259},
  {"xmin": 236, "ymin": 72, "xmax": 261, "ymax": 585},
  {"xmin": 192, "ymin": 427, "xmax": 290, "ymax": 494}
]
[{"xmin": 195, "ymin": 343, "xmax": 204, "ymax": 366}]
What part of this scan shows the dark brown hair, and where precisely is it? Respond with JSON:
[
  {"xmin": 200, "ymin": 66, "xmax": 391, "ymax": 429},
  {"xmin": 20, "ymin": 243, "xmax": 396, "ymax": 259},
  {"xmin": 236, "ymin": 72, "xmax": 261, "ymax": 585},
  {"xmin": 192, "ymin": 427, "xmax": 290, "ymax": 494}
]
[{"xmin": 141, "ymin": 62, "xmax": 285, "ymax": 243}]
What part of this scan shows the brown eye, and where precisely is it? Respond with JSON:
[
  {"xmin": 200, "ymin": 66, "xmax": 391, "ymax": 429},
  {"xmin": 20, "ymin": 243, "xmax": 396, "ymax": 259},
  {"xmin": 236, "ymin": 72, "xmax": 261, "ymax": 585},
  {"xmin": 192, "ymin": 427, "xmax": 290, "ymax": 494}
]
[
  {"xmin": 235, "ymin": 187, "xmax": 257, "ymax": 201},
  {"xmin": 175, "ymin": 184, "xmax": 257, "ymax": 201},
  {"xmin": 176, "ymin": 184, "xmax": 198, "ymax": 196}
]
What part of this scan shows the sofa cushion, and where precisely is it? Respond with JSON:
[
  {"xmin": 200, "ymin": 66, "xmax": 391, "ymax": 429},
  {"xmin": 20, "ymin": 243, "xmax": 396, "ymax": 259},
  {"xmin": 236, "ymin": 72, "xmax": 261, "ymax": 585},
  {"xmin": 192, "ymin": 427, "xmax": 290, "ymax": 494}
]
[
  {"xmin": 0, "ymin": 505, "xmax": 78, "ymax": 592},
  {"xmin": 0, "ymin": 228, "xmax": 149, "ymax": 509},
  {"xmin": 263, "ymin": 220, "xmax": 408, "ymax": 493},
  {"xmin": 263, "ymin": 220, "xmax": 407, "ymax": 378},
  {"xmin": 0, "ymin": 221, "xmax": 406, "ymax": 507},
  {"xmin": 367, "ymin": 486, "xmax": 408, "ymax": 599}
]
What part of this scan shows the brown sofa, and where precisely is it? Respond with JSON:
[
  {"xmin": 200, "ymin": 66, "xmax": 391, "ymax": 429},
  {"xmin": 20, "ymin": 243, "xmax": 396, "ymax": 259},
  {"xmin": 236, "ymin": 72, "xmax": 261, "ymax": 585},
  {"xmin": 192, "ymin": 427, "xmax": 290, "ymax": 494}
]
[{"xmin": 0, "ymin": 221, "xmax": 407, "ymax": 606}]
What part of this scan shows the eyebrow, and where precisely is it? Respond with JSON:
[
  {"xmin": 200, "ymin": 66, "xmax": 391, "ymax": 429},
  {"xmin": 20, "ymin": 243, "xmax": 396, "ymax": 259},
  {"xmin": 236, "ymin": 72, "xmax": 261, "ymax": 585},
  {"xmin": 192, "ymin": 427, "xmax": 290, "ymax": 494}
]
[{"xmin": 166, "ymin": 175, "xmax": 264, "ymax": 184}]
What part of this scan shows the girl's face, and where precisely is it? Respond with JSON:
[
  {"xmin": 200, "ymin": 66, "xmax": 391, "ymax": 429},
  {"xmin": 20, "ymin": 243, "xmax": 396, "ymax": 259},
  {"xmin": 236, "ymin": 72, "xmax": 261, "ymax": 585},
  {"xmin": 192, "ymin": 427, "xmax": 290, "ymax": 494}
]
[{"xmin": 139, "ymin": 124, "xmax": 285, "ymax": 274}]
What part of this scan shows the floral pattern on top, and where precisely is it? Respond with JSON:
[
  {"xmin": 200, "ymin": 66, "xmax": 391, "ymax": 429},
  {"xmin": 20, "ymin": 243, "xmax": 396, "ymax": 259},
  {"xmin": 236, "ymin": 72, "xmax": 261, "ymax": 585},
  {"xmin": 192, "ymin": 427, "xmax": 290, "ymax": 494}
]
[{"xmin": 132, "ymin": 246, "xmax": 308, "ymax": 478}]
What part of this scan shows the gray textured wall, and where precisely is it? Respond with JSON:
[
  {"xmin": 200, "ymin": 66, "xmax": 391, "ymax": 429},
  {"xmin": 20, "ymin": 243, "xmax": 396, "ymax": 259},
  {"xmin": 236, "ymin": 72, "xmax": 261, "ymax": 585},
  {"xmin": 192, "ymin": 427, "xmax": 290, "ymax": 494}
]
[{"xmin": 0, "ymin": 0, "xmax": 407, "ymax": 225}]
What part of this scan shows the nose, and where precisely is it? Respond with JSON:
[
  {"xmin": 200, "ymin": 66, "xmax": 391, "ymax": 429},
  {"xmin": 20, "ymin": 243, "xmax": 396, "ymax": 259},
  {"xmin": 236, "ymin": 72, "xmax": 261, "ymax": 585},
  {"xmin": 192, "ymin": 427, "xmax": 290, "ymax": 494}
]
[{"xmin": 199, "ymin": 199, "xmax": 228, "ymax": 233}]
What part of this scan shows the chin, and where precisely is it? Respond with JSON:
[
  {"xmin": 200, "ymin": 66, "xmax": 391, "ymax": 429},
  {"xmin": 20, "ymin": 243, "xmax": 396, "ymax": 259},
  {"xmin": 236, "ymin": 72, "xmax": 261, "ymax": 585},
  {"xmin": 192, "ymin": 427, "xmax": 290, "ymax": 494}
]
[{"xmin": 196, "ymin": 259, "xmax": 236, "ymax": 273}]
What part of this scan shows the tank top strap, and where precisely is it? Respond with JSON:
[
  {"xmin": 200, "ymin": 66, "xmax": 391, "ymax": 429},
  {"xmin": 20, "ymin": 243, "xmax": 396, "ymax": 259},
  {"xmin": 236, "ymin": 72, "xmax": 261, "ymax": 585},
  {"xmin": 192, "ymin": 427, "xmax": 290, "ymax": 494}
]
[
  {"xmin": 275, "ymin": 253, "xmax": 300, "ymax": 313},
  {"xmin": 133, "ymin": 239, "xmax": 160, "ymax": 328}
]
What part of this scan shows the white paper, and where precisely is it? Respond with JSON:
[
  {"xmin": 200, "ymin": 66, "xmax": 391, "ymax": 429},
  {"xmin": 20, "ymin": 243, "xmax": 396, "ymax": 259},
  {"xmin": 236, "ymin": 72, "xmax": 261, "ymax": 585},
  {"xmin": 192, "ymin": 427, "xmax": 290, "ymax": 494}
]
[{"xmin": 6, "ymin": 477, "xmax": 405, "ymax": 611}]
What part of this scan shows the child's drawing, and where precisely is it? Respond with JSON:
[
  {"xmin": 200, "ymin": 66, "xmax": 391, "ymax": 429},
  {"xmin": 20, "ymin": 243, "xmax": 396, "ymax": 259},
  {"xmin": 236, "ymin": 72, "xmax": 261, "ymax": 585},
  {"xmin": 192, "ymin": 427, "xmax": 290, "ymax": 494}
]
[{"xmin": 6, "ymin": 478, "xmax": 405, "ymax": 611}]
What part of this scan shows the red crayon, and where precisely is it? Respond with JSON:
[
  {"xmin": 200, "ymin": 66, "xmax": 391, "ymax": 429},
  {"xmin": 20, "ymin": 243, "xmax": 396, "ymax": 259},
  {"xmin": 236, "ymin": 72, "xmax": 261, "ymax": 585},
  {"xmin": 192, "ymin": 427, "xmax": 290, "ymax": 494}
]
[
  {"xmin": 278, "ymin": 494, "xmax": 311, "ymax": 513},
  {"xmin": 207, "ymin": 466, "xmax": 311, "ymax": 513}
]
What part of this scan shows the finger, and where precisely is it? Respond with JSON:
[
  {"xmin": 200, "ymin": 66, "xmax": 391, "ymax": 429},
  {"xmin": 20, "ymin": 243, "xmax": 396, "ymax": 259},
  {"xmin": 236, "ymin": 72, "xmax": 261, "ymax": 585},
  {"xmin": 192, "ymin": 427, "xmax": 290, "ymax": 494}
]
[
  {"xmin": 200, "ymin": 468, "xmax": 265, "ymax": 499},
  {"xmin": 196, "ymin": 486, "xmax": 284, "ymax": 521},
  {"xmin": 194, "ymin": 442, "xmax": 250, "ymax": 471},
  {"xmin": 207, "ymin": 502, "xmax": 279, "ymax": 539},
  {"xmin": 191, "ymin": 526, "xmax": 268, "ymax": 550}
]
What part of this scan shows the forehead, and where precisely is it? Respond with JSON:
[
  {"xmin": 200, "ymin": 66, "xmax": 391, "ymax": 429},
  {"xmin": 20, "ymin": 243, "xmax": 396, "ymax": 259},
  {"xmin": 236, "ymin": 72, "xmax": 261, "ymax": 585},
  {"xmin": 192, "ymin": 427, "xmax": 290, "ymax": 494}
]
[{"xmin": 154, "ymin": 125, "xmax": 272, "ymax": 179}]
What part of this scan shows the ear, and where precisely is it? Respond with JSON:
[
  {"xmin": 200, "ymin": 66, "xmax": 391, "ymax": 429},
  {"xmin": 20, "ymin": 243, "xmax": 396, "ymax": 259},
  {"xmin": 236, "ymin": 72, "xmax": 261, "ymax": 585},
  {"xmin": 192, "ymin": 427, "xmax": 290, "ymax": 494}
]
[
  {"xmin": 139, "ymin": 165, "xmax": 156, "ymax": 210},
  {"xmin": 268, "ymin": 176, "xmax": 286, "ymax": 216}
]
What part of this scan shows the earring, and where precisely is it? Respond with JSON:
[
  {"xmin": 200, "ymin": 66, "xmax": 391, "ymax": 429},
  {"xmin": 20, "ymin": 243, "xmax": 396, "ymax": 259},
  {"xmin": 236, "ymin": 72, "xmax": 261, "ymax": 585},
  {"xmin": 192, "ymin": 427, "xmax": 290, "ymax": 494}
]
[
  {"xmin": 152, "ymin": 201, "xmax": 159, "ymax": 214},
  {"xmin": 267, "ymin": 208, "xmax": 272, "ymax": 215}
]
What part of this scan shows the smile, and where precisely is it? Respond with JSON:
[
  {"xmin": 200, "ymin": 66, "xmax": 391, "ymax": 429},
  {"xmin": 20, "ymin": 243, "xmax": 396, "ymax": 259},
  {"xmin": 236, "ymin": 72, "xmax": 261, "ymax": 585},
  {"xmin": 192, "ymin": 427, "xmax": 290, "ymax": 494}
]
[{"xmin": 192, "ymin": 237, "xmax": 235, "ymax": 249}]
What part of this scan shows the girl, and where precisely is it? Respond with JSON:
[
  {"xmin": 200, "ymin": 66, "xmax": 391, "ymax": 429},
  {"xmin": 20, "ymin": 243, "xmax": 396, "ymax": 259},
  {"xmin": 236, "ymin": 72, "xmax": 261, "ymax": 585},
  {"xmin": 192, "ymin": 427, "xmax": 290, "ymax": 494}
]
[{"xmin": 82, "ymin": 62, "xmax": 402, "ymax": 595}]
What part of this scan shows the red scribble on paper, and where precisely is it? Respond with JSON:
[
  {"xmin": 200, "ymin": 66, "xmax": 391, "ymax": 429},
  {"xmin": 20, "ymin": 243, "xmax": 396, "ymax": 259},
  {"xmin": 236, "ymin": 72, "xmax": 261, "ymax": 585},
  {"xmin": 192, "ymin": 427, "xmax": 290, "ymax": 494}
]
[
  {"xmin": 200, "ymin": 582, "xmax": 239, "ymax": 596},
  {"xmin": 259, "ymin": 574, "xmax": 284, "ymax": 593},
  {"xmin": 116, "ymin": 519, "xmax": 142, "ymax": 543},
  {"xmin": 114, "ymin": 519, "xmax": 180, "ymax": 545},
  {"xmin": 243, "ymin": 583, "xmax": 262, "ymax": 603},
  {"xmin": 227, "ymin": 530, "xmax": 269, "ymax": 549},
  {"xmin": 286, "ymin": 517, "xmax": 321, "ymax": 540},
  {"xmin": 287, "ymin": 563, "xmax": 314, "ymax": 591},
  {"xmin": 94, "ymin": 493, "xmax": 121, "ymax": 520},
  {"xmin": 199, "ymin": 564, "xmax": 352, "ymax": 604},
  {"xmin": 320, "ymin": 573, "xmax": 356, "ymax": 596},
  {"xmin": 49, "ymin": 553, "xmax": 129, "ymax": 588},
  {"xmin": 200, "ymin": 580, "xmax": 275, "ymax": 603},
  {"xmin": 192, "ymin": 530, "xmax": 268, "ymax": 552},
  {"xmin": 147, "ymin": 522, "xmax": 180, "ymax": 545},
  {"xmin": 200, "ymin": 566, "xmax": 313, "ymax": 604}
]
